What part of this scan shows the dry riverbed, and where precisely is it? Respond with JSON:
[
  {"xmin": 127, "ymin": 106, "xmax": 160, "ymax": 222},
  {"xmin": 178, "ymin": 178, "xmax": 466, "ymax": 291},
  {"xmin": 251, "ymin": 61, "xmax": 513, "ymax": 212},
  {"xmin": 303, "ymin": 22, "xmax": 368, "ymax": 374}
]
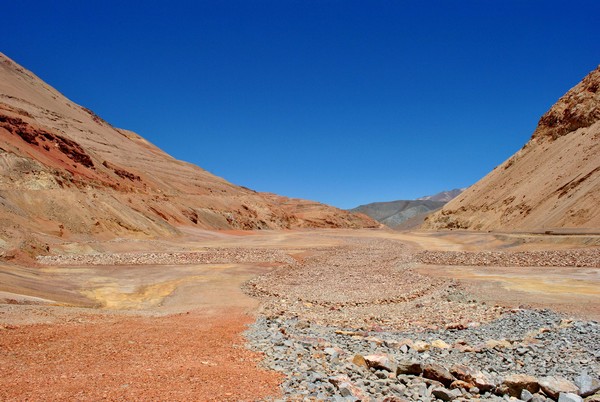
[{"xmin": 1, "ymin": 229, "xmax": 599, "ymax": 401}]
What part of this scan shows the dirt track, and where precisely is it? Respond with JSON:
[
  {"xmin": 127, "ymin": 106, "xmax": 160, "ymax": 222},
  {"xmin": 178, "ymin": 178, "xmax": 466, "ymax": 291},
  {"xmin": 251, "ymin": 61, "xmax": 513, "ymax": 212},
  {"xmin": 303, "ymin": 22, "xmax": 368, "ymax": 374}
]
[{"xmin": 1, "ymin": 229, "xmax": 599, "ymax": 400}]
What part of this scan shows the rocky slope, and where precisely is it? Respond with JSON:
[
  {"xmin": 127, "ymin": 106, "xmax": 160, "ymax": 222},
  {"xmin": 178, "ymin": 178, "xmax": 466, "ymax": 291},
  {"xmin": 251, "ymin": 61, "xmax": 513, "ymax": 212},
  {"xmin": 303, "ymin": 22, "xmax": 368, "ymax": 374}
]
[
  {"xmin": 0, "ymin": 53, "xmax": 377, "ymax": 258},
  {"xmin": 424, "ymin": 66, "xmax": 600, "ymax": 231}
]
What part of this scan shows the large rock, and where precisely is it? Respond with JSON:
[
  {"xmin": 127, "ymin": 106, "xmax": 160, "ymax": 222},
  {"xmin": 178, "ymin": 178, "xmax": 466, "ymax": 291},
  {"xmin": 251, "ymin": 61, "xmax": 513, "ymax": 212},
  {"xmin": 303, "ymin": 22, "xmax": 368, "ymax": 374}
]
[
  {"xmin": 431, "ymin": 339, "xmax": 451, "ymax": 349},
  {"xmin": 521, "ymin": 389, "xmax": 534, "ymax": 402},
  {"xmin": 352, "ymin": 354, "xmax": 368, "ymax": 368},
  {"xmin": 539, "ymin": 376, "xmax": 580, "ymax": 399},
  {"xmin": 450, "ymin": 364, "xmax": 495, "ymax": 392},
  {"xmin": 412, "ymin": 341, "xmax": 431, "ymax": 352},
  {"xmin": 499, "ymin": 374, "xmax": 540, "ymax": 397},
  {"xmin": 575, "ymin": 373, "xmax": 600, "ymax": 397},
  {"xmin": 364, "ymin": 354, "xmax": 395, "ymax": 372},
  {"xmin": 423, "ymin": 363, "xmax": 456, "ymax": 387},
  {"xmin": 432, "ymin": 387, "xmax": 462, "ymax": 401},
  {"xmin": 396, "ymin": 360, "xmax": 423, "ymax": 376}
]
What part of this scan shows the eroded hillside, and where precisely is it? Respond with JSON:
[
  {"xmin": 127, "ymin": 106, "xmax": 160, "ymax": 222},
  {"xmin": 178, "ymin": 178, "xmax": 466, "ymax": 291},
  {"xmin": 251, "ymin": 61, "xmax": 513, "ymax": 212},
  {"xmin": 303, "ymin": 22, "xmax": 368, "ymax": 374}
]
[
  {"xmin": 424, "ymin": 66, "xmax": 600, "ymax": 231},
  {"xmin": 0, "ymin": 53, "xmax": 377, "ymax": 258}
]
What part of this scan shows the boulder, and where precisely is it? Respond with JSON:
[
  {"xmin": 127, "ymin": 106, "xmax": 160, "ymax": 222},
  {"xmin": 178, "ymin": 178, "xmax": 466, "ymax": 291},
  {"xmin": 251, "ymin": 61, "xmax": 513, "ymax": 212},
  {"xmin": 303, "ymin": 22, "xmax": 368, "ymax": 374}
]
[
  {"xmin": 431, "ymin": 339, "xmax": 451, "ymax": 349},
  {"xmin": 500, "ymin": 374, "xmax": 539, "ymax": 397},
  {"xmin": 450, "ymin": 364, "xmax": 495, "ymax": 392},
  {"xmin": 423, "ymin": 363, "xmax": 456, "ymax": 387},
  {"xmin": 521, "ymin": 389, "xmax": 534, "ymax": 402},
  {"xmin": 364, "ymin": 354, "xmax": 395, "ymax": 372},
  {"xmin": 432, "ymin": 387, "xmax": 462, "ymax": 401},
  {"xmin": 539, "ymin": 376, "xmax": 580, "ymax": 399},
  {"xmin": 396, "ymin": 360, "xmax": 423, "ymax": 376},
  {"xmin": 412, "ymin": 340, "xmax": 430, "ymax": 352},
  {"xmin": 352, "ymin": 354, "xmax": 368, "ymax": 368}
]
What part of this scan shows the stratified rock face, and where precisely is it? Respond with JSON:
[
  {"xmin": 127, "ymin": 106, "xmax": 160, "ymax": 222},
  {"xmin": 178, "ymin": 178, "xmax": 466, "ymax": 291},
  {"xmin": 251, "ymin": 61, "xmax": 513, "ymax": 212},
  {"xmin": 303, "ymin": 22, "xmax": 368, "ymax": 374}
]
[
  {"xmin": 0, "ymin": 53, "xmax": 377, "ymax": 255},
  {"xmin": 424, "ymin": 66, "xmax": 600, "ymax": 231}
]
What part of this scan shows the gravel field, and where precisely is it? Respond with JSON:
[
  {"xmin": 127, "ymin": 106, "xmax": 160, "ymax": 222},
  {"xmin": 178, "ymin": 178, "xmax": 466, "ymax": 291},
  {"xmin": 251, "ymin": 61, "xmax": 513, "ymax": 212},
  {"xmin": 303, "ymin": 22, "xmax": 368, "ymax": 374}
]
[
  {"xmin": 243, "ymin": 237, "xmax": 600, "ymax": 401},
  {"xmin": 14, "ymin": 233, "xmax": 600, "ymax": 401},
  {"xmin": 417, "ymin": 249, "xmax": 600, "ymax": 268},
  {"xmin": 244, "ymin": 238, "xmax": 505, "ymax": 331},
  {"xmin": 246, "ymin": 309, "xmax": 600, "ymax": 401},
  {"xmin": 37, "ymin": 248, "xmax": 297, "ymax": 266}
]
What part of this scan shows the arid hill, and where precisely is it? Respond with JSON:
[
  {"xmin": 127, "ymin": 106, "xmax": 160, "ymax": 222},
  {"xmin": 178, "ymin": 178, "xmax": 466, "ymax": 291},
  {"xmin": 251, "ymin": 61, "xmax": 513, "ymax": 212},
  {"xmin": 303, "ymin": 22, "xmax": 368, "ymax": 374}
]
[
  {"xmin": 424, "ymin": 66, "xmax": 600, "ymax": 231},
  {"xmin": 0, "ymin": 53, "xmax": 377, "ymax": 258}
]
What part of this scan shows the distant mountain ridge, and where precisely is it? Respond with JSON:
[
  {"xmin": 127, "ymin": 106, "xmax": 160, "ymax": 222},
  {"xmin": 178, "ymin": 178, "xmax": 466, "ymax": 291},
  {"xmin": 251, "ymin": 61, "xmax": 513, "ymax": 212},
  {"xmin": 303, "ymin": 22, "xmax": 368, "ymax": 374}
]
[
  {"xmin": 417, "ymin": 188, "xmax": 466, "ymax": 202},
  {"xmin": 350, "ymin": 188, "xmax": 465, "ymax": 229}
]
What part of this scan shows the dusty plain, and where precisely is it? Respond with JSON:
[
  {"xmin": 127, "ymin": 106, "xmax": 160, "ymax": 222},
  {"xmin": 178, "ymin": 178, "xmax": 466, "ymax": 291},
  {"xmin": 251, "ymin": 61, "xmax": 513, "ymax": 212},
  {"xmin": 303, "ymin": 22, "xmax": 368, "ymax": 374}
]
[{"xmin": 1, "ymin": 228, "xmax": 599, "ymax": 401}]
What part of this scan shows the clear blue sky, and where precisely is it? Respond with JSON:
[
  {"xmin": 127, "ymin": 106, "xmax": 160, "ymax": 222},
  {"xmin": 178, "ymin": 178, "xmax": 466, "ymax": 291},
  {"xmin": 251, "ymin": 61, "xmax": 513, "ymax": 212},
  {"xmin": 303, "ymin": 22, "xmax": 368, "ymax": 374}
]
[{"xmin": 3, "ymin": 1, "xmax": 599, "ymax": 209}]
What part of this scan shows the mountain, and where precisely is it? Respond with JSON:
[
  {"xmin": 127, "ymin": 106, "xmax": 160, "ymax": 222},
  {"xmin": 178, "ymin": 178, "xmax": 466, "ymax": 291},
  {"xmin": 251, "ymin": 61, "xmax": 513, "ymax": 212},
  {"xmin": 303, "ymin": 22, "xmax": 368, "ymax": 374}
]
[
  {"xmin": 0, "ymin": 53, "xmax": 377, "ymax": 258},
  {"xmin": 417, "ymin": 188, "xmax": 466, "ymax": 202},
  {"xmin": 424, "ymin": 66, "xmax": 600, "ymax": 231},
  {"xmin": 350, "ymin": 188, "xmax": 464, "ymax": 229},
  {"xmin": 351, "ymin": 199, "xmax": 446, "ymax": 229}
]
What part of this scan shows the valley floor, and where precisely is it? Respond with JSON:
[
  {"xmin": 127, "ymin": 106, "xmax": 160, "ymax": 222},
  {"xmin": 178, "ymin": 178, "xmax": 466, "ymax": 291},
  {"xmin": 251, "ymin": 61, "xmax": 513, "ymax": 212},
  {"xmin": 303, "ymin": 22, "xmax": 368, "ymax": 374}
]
[{"xmin": 0, "ymin": 228, "xmax": 599, "ymax": 401}]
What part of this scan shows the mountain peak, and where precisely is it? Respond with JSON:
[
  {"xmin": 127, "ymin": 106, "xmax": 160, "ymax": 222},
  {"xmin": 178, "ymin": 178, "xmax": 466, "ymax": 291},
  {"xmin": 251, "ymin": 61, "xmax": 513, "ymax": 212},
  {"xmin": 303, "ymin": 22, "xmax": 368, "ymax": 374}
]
[{"xmin": 532, "ymin": 65, "xmax": 600, "ymax": 142}]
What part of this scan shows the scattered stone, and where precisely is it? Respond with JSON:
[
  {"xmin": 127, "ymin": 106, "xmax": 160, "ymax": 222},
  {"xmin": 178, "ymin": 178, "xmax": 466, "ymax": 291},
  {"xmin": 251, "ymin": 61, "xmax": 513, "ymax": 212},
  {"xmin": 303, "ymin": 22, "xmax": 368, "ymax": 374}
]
[
  {"xmin": 413, "ymin": 341, "xmax": 430, "ymax": 352},
  {"xmin": 245, "ymin": 268, "xmax": 599, "ymax": 401},
  {"xmin": 352, "ymin": 354, "xmax": 368, "ymax": 368},
  {"xmin": 432, "ymin": 387, "xmax": 462, "ymax": 401},
  {"xmin": 450, "ymin": 380, "xmax": 473, "ymax": 390},
  {"xmin": 539, "ymin": 376, "xmax": 580, "ymax": 399},
  {"xmin": 521, "ymin": 389, "xmax": 534, "ymax": 402},
  {"xmin": 329, "ymin": 375, "xmax": 370, "ymax": 401},
  {"xmin": 558, "ymin": 392, "xmax": 584, "ymax": 402},
  {"xmin": 575, "ymin": 373, "xmax": 600, "ymax": 397},
  {"xmin": 431, "ymin": 339, "xmax": 451, "ymax": 349},
  {"xmin": 382, "ymin": 397, "xmax": 407, "ymax": 402},
  {"xmin": 396, "ymin": 360, "xmax": 423, "ymax": 376},
  {"xmin": 486, "ymin": 339, "xmax": 512, "ymax": 349}
]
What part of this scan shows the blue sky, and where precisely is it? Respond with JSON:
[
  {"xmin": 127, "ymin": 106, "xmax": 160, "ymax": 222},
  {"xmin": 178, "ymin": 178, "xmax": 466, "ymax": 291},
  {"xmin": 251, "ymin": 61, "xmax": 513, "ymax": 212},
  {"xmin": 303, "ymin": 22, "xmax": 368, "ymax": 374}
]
[{"xmin": 3, "ymin": 1, "xmax": 599, "ymax": 209}]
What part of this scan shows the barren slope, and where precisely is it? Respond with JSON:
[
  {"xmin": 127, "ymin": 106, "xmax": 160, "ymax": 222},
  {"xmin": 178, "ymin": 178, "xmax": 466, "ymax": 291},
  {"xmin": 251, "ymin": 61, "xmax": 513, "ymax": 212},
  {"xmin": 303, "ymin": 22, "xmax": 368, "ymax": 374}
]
[
  {"xmin": 424, "ymin": 66, "xmax": 600, "ymax": 231},
  {"xmin": 0, "ymin": 53, "xmax": 376, "ymax": 257}
]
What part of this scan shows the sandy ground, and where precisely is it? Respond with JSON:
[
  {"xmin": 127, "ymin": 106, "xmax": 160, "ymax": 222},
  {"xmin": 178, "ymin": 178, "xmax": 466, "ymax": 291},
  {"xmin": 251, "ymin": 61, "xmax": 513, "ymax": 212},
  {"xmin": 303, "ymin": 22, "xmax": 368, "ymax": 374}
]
[{"xmin": 1, "ymin": 228, "xmax": 599, "ymax": 400}]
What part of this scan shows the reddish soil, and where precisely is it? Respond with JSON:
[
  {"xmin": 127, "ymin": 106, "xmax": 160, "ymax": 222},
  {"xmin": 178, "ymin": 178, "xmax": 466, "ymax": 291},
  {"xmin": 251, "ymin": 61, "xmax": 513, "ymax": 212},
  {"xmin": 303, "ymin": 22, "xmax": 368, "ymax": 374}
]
[{"xmin": 0, "ymin": 308, "xmax": 282, "ymax": 401}]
